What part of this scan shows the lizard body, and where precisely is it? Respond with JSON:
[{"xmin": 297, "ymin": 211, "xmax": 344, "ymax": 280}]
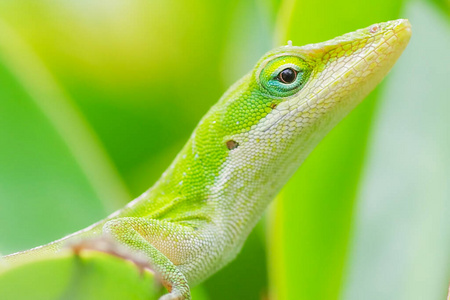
[{"xmin": 2, "ymin": 19, "xmax": 411, "ymax": 300}]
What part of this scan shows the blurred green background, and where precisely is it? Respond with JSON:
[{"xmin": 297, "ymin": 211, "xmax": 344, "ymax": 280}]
[{"xmin": 0, "ymin": 0, "xmax": 448, "ymax": 299}]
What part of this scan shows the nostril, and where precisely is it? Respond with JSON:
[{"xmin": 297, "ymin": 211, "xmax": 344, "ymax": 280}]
[{"xmin": 226, "ymin": 140, "xmax": 239, "ymax": 150}]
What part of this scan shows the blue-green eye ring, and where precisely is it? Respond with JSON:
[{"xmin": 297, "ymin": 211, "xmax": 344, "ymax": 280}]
[{"xmin": 258, "ymin": 56, "xmax": 312, "ymax": 97}]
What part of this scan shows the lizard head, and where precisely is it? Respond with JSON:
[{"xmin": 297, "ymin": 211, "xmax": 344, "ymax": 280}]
[{"xmin": 252, "ymin": 19, "xmax": 411, "ymax": 137}]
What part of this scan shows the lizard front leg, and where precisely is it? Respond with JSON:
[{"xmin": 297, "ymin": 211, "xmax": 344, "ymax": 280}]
[{"xmin": 102, "ymin": 217, "xmax": 199, "ymax": 300}]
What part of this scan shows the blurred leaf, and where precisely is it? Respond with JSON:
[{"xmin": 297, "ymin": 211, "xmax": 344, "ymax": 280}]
[
  {"xmin": 269, "ymin": 1, "xmax": 404, "ymax": 300},
  {"xmin": 0, "ymin": 251, "xmax": 160, "ymax": 300},
  {"xmin": 191, "ymin": 285, "xmax": 210, "ymax": 300},
  {"xmin": 220, "ymin": 0, "xmax": 277, "ymax": 84},
  {"xmin": 426, "ymin": 0, "xmax": 450, "ymax": 17},
  {"xmin": 0, "ymin": 14, "xmax": 134, "ymax": 254},
  {"xmin": 0, "ymin": 41, "xmax": 111, "ymax": 254},
  {"xmin": 0, "ymin": 17, "xmax": 131, "ymax": 211},
  {"xmin": 343, "ymin": 2, "xmax": 450, "ymax": 300}
]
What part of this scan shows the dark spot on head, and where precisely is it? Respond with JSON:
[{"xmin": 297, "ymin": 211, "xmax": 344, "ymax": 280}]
[
  {"xmin": 270, "ymin": 102, "xmax": 278, "ymax": 109},
  {"xmin": 226, "ymin": 140, "xmax": 239, "ymax": 150},
  {"xmin": 193, "ymin": 226, "xmax": 198, "ymax": 231}
]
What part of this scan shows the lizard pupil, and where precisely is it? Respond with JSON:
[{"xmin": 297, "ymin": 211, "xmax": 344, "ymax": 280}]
[{"xmin": 278, "ymin": 68, "xmax": 297, "ymax": 84}]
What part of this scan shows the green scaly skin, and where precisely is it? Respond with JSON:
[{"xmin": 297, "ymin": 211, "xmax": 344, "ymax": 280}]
[{"xmin": 2, "ymin": 19, "xmax": 411, "ymax": 300}]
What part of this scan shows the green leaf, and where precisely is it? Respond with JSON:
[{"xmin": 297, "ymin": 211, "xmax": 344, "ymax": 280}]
[{"xmin": 0, "ymin": 251, "xmax": 160, "ymax": 300}]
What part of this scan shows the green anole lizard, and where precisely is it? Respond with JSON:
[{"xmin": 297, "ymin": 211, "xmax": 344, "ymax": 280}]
[{"xmin": 1, "ymin": 19, "xmax": 411, "ymax": 300}]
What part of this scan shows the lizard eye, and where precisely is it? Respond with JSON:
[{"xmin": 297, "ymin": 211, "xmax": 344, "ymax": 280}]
[
  {"xmin": 258, "ymin": 56, "xmax": 312, "ymax": 97},
  {"xmin": 277, "ymin": 68, "xmax": 297, "ymax": 84}
]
